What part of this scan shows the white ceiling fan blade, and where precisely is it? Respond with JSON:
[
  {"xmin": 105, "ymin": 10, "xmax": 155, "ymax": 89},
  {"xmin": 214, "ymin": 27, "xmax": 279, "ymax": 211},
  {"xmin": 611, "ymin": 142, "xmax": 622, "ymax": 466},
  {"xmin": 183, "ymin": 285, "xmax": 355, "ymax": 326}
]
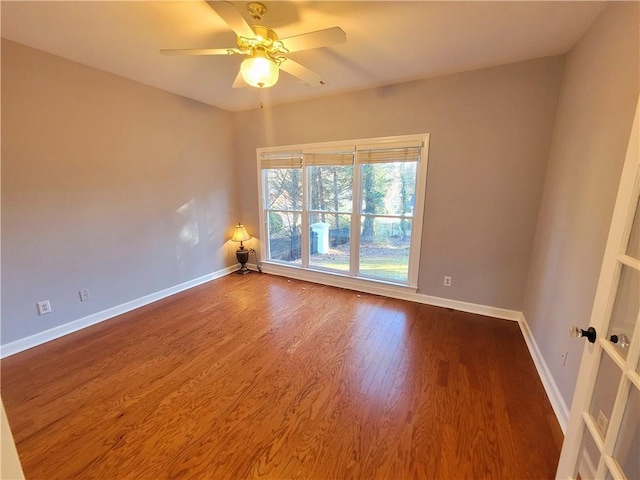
[
  {"xmin": 232, "ymin": 70, "xmax": 248, "ymax": 88},
  {"xmin": 160, "ymin": 48, "xmax": 241, "ymax": 56},
  {"xmin": 206, "ymin": 1, "xmax": 254, "ymax": 39},
  {"xmin": 279, "ymin": 59, "xmax": 326, "ymax": 87},
  {"xmin": 281, "ymin": 27, "xmax": 346, "ymax": 53}
]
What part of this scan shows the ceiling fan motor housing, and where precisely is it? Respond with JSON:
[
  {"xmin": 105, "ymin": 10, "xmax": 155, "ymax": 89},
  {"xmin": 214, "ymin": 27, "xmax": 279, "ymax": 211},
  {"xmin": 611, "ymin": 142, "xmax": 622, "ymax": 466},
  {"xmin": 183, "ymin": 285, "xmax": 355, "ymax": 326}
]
[
  {"xmin": 237, "ymin": 25, "xmax": 288, "ymax": 64},
  {"xmin": 248, "ymin": 25, "xmax": 278, "ymax": 47}
]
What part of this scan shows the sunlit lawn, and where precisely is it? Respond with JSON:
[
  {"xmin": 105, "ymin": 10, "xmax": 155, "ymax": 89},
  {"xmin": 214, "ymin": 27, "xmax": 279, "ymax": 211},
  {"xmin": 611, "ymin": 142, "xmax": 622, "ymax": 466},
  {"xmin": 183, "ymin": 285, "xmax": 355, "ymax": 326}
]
[
  {"xmin": 359, "ymin": 256, "xmax": 409, "ymax": 281},
  {"xmin": 310, "ymin": 245, "xmax": 409, "ymax": 281},
  {"xmin": 310, "ymin": 256, "xmax": 350, "ymax": 272}
]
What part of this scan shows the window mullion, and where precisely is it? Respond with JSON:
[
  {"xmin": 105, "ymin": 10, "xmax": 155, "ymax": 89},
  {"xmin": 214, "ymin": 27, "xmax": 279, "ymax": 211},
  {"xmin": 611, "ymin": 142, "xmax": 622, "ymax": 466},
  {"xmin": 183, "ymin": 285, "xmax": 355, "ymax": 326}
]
[
  {"xmin": 301, "ymin": 163, "xmax": 310, "ymax": 268},
  {"xmin": 350, "ymin": 157, "xmax": 362, "ymax": 277},
  {"xmin": 260, "ymin": 169, "xmax": 269, "ymax": 260}
]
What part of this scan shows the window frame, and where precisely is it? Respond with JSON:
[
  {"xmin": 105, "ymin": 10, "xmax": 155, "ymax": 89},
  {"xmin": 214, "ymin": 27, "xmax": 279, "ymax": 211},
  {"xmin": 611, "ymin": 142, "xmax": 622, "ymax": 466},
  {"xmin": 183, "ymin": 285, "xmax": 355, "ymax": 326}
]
[{"xmin": 257, "ymin": 133, "xmax": 430, "ymax": 292}]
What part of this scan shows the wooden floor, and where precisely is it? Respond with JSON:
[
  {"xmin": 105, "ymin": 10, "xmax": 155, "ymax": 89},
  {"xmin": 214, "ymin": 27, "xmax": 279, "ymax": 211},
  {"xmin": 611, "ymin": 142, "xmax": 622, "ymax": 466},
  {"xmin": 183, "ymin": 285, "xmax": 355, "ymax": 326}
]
[{"xmin": 1, "ymin": 273, "xmax": 563, "ymax": 479}]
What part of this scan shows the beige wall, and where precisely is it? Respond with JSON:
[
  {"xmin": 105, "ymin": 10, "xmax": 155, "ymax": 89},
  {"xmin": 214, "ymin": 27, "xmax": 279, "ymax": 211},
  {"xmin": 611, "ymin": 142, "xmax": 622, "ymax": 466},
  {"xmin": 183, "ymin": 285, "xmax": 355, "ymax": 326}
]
[
  {"xmin": 523, "ymin": 2, "xmax": 640, "ymax": 406},
  {"xmin": 234, "ymin": 56, "xmax": 564, "ymax": 310},
  {"xmin": 1, "ymin": 40, "xmax": 237, "ymax": 344}
]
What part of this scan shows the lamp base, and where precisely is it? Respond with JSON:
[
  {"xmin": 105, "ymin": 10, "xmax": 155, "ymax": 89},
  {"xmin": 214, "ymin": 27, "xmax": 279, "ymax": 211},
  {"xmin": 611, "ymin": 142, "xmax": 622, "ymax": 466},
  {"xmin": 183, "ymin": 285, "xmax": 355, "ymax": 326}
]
[{"xmin": 236, "ymin": 247, "xmax": 251, "ymax": 275}]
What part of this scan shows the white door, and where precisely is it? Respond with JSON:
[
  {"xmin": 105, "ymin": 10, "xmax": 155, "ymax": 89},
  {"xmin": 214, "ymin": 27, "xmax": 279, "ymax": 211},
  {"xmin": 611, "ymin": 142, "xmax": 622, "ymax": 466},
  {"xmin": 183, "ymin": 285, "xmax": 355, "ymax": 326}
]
[{"xmin": 556, "ymin": 98, "xmax": 640, "ymax": 479}]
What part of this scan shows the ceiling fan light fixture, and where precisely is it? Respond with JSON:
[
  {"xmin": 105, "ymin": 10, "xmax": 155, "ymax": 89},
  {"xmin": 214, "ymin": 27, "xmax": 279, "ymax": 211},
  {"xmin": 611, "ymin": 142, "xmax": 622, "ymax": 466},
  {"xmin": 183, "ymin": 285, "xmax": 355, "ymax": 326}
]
[
  {"xmin": 162, "ymin": 2, "xmax": 342, "ymax": 90},
  {"xmin": 240, "ymin": 53, "xmax": 279, "ymax": 88}
]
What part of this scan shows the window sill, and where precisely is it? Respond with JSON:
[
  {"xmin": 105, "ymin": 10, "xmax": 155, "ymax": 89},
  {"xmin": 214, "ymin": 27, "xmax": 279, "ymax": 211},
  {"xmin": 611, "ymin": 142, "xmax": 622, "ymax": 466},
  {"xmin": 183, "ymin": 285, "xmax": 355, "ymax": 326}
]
[{"xmin": 259, "ymin": 261, "xmax": 419, "ymax": 297}]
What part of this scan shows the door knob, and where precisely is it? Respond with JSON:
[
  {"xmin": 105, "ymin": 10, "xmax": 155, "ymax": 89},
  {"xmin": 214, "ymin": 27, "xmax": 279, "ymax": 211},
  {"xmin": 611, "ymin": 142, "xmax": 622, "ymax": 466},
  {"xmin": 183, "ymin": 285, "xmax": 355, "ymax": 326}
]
[
  {"xmin": 609, "ymin": 333, "xmax": 630, "ymax": 348},
  {"xmin": 570, "ymin": 325, "xmax": 597, "ymax": 343}
]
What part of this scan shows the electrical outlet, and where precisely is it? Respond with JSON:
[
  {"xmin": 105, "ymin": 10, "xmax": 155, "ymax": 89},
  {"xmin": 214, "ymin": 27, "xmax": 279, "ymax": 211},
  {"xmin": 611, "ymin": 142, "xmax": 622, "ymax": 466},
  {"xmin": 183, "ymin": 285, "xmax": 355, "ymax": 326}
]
[
  {"xmin": 561, "ymin": 351, "xmax": 568, "ymax": 367},
  {"xmin": 37, "ymin": 300, "xmax": 52, "ymax": 315},
  {"xmin": 443, "ymin": 276, "xmax": 452, "ymax": 287},
  {"xmin": 79, "ymin": 289, "xmax": 90, "ymax": 302}
]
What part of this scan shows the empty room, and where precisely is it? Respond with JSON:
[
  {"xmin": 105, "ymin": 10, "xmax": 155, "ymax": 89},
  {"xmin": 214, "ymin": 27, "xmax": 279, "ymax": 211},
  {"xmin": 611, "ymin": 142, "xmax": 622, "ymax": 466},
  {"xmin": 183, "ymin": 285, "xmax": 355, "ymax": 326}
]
[{"xmin": 1, "ymin": 1, "xmax": 639, "ymax": 479}]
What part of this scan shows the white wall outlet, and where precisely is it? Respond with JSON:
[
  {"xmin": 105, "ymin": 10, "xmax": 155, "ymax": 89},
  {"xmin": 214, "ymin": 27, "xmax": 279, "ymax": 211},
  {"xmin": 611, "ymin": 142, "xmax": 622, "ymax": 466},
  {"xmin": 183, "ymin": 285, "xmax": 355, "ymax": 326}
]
[
  {"xmin": 79, "ymin": 289, "xmax": 90, "ymax": 302},
  {"xmin": 37, "ymin": 300, "xmax": 52, "ymax": 315},
  {"xmin": 443, "ymin": 276, "xmax": 452, "ymax": 287}
]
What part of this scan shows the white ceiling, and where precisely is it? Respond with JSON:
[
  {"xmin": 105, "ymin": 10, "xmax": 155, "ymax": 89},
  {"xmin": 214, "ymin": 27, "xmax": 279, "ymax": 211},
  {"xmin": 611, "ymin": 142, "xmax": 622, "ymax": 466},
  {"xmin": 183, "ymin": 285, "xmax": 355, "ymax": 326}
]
[{"xmin": 1, "ymin": 1, "xmax": 607, "ymax": 112}]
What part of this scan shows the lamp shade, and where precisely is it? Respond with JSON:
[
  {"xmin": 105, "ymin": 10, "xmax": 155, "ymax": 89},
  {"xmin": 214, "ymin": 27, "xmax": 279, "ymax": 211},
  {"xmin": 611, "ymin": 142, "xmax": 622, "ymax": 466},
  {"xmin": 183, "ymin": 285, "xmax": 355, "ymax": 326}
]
[
  {"xmin": 231, "ymin": 224, "xmax": 251, "ymax": 243},
  {"xmin": 240, "ymin": 53, "xmax": 279, "ymax": 88}
]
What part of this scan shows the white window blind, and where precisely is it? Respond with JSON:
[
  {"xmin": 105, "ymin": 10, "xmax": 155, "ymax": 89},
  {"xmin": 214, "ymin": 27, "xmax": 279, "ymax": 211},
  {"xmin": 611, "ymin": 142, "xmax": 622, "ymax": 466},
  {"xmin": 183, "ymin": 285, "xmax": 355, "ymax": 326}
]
[
  {"xmin": 303, "ymin": 151, "xmax": 354, "ymax": 166},
  {"xmin": 260, "ymin": 151, "xmax": 303, "ymax": 169},
  {"xmin": 357, "ymin": 141, "xmax": 422, "ymax": 164}
]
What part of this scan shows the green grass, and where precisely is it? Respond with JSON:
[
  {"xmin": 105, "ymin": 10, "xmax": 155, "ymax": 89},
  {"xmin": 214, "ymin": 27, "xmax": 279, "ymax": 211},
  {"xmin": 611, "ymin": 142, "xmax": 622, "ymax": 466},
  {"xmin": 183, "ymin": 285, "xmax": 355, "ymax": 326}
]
[
  {"xmin": 310, "ymin": 258, "xmax": 350, "ymax": 272},
  {"xmin": 310, "ymin": 255, "xmax": 408, "ymax": 281},
  {"xmin": 359, "ymin": 257, "xmax": 409, "ymax": 281}
]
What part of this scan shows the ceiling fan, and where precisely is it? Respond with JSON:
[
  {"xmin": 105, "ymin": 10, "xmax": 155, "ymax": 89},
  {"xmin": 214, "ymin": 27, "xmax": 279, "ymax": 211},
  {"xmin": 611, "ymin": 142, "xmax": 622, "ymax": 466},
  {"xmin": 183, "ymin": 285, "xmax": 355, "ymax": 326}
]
[{"xmin": 161, "ymin": 1, "xmax": 346, "ymax": 89}]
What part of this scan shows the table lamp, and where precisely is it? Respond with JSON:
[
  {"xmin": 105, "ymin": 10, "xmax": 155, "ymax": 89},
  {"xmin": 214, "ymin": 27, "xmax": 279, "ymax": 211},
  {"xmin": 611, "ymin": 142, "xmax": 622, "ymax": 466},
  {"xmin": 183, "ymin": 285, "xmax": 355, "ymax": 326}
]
[{"xmin": 231, "ymin": 223, "xmax": 251, "ymax": 274}]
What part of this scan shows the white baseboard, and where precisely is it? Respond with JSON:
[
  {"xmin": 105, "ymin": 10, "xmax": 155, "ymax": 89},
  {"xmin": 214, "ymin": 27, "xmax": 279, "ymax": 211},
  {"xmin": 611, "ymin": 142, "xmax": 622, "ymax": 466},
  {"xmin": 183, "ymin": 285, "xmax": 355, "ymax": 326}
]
[
  {"xmin": 0, "ymin": 265, "xmax": 239, "ymax": 359},
  {"xmin": 518, "ymin": 312, "xmax": 569, "ymax": 433},
  {"xmin": 402, "ymin": 292, "xmax": 522, "ymax": 321},
  {"xmin": 262, "ymin": 263, "xmax": 521, "ymax": 322}
]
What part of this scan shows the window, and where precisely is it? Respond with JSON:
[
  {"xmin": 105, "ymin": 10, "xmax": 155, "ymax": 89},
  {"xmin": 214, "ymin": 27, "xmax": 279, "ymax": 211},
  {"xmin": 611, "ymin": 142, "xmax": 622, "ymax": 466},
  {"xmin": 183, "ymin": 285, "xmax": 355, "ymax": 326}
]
[
  {"xmin": 306, "ymin": 150, "xmax": 354, "ymax": 273},
  {"xmin": 263, "ymin": 151, "xmax": 302, "ymax": 263},
  {"xmin": 258, "ymin": 134, "xmax": 429, "ymax": 290}
]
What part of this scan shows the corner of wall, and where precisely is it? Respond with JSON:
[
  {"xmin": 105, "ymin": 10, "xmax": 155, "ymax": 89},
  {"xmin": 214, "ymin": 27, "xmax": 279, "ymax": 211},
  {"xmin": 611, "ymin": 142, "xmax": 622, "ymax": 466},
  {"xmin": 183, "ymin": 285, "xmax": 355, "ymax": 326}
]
[{"xmin": 518, "ymin": 312, "xmax": 569, "ymax": 432}]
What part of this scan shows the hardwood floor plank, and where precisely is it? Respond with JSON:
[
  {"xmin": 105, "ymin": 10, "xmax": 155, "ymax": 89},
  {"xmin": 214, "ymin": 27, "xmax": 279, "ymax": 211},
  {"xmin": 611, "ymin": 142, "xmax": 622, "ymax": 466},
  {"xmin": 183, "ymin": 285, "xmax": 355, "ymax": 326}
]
[{"xmin": 1, "ymin": 274, "xmax": 563, "ymax": 479}]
